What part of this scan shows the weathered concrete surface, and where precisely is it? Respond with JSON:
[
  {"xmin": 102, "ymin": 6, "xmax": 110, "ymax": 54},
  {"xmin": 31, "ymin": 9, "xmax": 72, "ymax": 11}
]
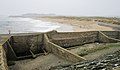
[
  {"xmin": 1, "ymin": 31, "xmax": 120, "ymax": 70},
  {"xmin": 0, "ymin": 35, "xmax": 10, "ymax": 70},
  {"xmin": 100, "ymin": 31, "xmax": 119, "ymax": 39},
  {"xmin": 49, "ymin": 31, "xmax": 98, "ymax": 47},
  {"xmin": 3, "ymin": 39, "xmax": 17, "ymax": 61},
  {"xmin": 44, "ymin": 34, "xmax": 86, "ymax": 63},
  {"xmin": 48, "ymin": 31, "xmax": 120, "ymax": 48},
  {"xmin": 47, "ymin": 31, "xmax": 98, "ymax": 40},
  {"xmin": 99, "ymin": 31, "xmax": 120, "ymax": 43},
  {"xmin": 52, "ymin": 36, "xmax": 97, "ymax": 48},
  {"xmin": 0, "ymin": 45, "xmax": 8, "ymax": 70},
  {"xmin": 12, "ymin": 34, "xmax": 44, "ymax": 57}
]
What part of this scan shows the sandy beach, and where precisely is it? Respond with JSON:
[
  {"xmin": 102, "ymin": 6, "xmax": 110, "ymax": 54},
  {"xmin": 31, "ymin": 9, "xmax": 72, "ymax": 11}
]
[{"xmin": 37, "ymin": 17, "xmax": 114, "ymax": 32}]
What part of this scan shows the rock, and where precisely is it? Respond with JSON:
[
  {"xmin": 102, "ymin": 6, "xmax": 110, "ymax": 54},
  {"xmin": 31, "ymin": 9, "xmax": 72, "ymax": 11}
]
[
  {"xmin": 50, "ymin": 50, "xmax": 120, "ymax": 70},
  {"xmin": 107, "ymin": 55, "xmax": 113, "ymax": 57},
  {"xmin": 102, "ymin": 68, "xmax": 107, "ymax": 70},
  {"xmin": 89, "ymin": 61, "xmax": 96, "ymax": 65},
  {"xmin": 114, "ymin": 64, "xmax": 119, "ymax": 67},
  {"xmin": 101, "ymin": 60, "xmax": 110, "ymax": 63},
  {"xmin": 76, "ymin": 64, "xmax": 84, "ymax": 68}
]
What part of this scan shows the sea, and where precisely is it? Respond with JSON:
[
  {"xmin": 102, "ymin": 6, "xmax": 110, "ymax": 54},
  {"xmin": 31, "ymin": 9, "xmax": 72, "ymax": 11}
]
[{"xmin": 0, "ymin": 16, "xmax": 73, "ymax": 34}]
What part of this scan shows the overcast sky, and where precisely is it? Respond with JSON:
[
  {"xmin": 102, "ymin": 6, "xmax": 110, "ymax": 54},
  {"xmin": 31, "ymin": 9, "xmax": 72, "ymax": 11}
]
[{"xmin": 0, "ymin": 0, "xmax": 120, "ymax": 17}]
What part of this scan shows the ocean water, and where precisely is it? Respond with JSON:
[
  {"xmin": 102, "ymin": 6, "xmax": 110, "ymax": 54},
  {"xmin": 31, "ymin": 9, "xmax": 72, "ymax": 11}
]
[{"xmin": 0, "ymin": 16, "xmax": 73, "ymax": 34}]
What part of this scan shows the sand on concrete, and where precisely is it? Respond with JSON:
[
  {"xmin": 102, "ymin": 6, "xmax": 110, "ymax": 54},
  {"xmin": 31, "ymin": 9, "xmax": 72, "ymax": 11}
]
[
  {"xmin": 9, "ymin": 53, "xmax": 72, "ymax": 70},
  {"xmin": 37, "ymin": 17, "xmax": 114, "ymax": 32}
]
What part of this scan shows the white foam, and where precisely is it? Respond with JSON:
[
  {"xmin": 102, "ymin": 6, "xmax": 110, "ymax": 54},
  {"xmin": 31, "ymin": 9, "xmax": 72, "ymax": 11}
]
[
  {"xmin": 18, "ymin": 17, "xmax": 61, "ymax": 32},
  {"xmin": 0, "ymin": 17, "xmax": 73, "ymax": 34}
]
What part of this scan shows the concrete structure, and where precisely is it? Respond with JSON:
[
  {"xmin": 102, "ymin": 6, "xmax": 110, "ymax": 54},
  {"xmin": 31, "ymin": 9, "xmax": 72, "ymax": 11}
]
[
  {"xmin": 0, "ymin": 31, "xmax": 120, "ymax": 70},
  {"xmin": 0, "ymin": 35, "xmax": 10, "ymax": 70}
]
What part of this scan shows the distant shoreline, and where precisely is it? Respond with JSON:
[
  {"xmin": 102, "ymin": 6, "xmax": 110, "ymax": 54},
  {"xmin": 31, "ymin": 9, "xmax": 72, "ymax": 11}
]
[{"xmin": 35, "ymin": 16, "xmax": 115, "ymax": 32}]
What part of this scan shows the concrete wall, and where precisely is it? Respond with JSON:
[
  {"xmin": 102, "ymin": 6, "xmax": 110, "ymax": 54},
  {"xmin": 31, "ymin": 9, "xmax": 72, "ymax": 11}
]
[
  {"xmin": 3, "ymin": 38, "xmax": 17, "ymax": 61},
  {"xmin": 100, "ymin": 31, "xmax": 119, "ymax": 39},
  {"xmin": 49, "ymin": 31, "xmax": 98, "ymax": 48},
  {"xmin": 98, "ymin": 31, "xmax": 120, "ymax": 43},
  {"xmin": 0, "ymin": 35, "xmax": 10, "ymax": 70},
  {"xmin": 44, "ymin": 31, "xmax": 120, "ymax": 63},
  {"xmin": 12, "ymin": 34, "xmax": 44, "ymax": 57},
  {"xmin": 0, "ymin": 45, "xmax": 8, "ymax": 70},
  {"xmin": 47, "ymin": 31, "xmax": 120, "ymax": 48},
  {"xmin": 118, "ymin": 32, "xmax": 120, "ymax": 39},
  {"xmin": 1, "ymin": 31, "xmax": 120, "ymax": 70},
  {"xmin": 47, "ymin": 31, "xmax": 98, "ymax": 40},
  {"xmin": 44, "ymin": 34, "xmax": 86, "ymax": 63}
]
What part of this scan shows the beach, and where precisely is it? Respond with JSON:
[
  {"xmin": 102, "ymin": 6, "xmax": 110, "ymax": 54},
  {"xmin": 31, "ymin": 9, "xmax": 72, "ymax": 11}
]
[
  {"xmin": 37, "ymin": 17, "xmax": 114, "ymax": 32},
  {"xmin": 0, "ymin": 16, "xmax": 73, "ymax": 34}
]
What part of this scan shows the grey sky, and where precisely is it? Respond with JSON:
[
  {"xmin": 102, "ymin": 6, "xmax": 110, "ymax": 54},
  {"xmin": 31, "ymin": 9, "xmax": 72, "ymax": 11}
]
[{"xmin": 0, "ymin": 0, "xmax": 120, "ymax": 16}]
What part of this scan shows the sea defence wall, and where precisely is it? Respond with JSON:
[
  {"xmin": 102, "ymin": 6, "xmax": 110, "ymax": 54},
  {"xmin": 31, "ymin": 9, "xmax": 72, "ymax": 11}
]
[
  {"xmin": 47, "ymin": 31, "xmax": 99, "ymax": 48},
  {"xmin": 0, "ymin": 35, "xmax": 10, "ymax": 70},
  {"xmin": 44, "ymin": 34, "xmax": 86, "ymax": 62},
  {"xmin": 11, "ymin": 34, "xmax": 44, "ymax": 57},
  {"xmin": 6, "ymin": 34, "xmax": 45, "ymax": 60},
  {"xmin": 1, "ymin": 31, "xmax": 120, "ymax": 70},
  {"xmin": 0, "ymin": 45, "xmax": 8, "ymax": 70},
  {"xmin": 47, "ymin": 31, "xmax": 120, "ymax": 48},
  {"xmin": 98, "ymin": 31, "xmax": 120, "ymax": 43},
  {"xmin": 44, "ymin": 31, "xmax": 120, "ymax": 62}
]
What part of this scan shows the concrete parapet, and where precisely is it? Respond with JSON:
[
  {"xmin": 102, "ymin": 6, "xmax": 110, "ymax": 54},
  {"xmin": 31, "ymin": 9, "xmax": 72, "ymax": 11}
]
[
  {"xmin": 100, "ymin": 31, "xmax": 119, "ymax": 39},
  {"xmin": 0, "ymin": 35, "xmax": 10, "ymax": 70},
  {"xmin": 48, "ymin": 31, "xmax": 98, "ymax": 47},
  {"xmin": 0, "ymin": 45, "xmax": 8, "ymax": 70},
  {"xmin": 47, "ymin": 31, "xmax": 98, "ymax": 40},
  {"xmin": 98, "ymin": 31, "xmax": 120, "ymax": 43},
  {"xmin": 1, "ymin": 31, "xmax": 120, "ymax": 70},
  {"xmin": 52, "ymin": 36, "xmax": 97, "ymax": 48},
  {"xmin": 48, "ymin": 42, "xmax": 86, "ymax": 62},
  {"xmin": 12, "ymin": 34, "xmax": 44, "ymax": 57},
  {"xmin": 44, "ymin": 34, "xmax": 86, "ymax": 63}
]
